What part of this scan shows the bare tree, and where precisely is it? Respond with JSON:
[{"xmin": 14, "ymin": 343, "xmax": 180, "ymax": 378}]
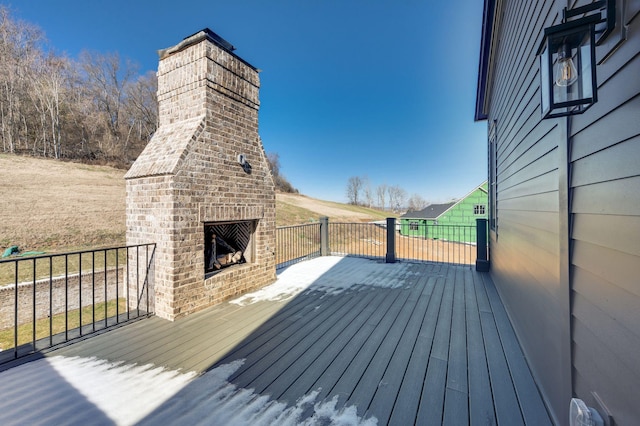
[
  {"xmin": 388, "ymin": 185, "xmax": 407, "ymax": 212},
  {"xmin": 346, "ymin": 176, "xmax": 364, "ymax": 205},
  {"xmin": 0, "ymin": 7, "xmax": 43, "ymax": 153},
  {"xmin": 267, "ymin": 151, "xmax": 296, "ymax": 193},
  {"xmin": 376, "ymin": 184, "xmax": 388, "ymax": 210},
  {"xmin": 407, "ymin": 194, "xmax": 428, "ymax": 212},
  {"xmin": 267, "ymin": 152, "xmax": 281, "ymax": 181},
  {"xmin": 79, "ymin": 50, "xmax": 138, "ymax": 159},
  {"xmin": 29, "ymin": 53, "xmax": 71, "ymax": 158},
  {"xmin": 362, "ymin": 176, "xmax": 374, "ymax": 208},
  {"xmin": 124, "ymin": 70, "xmax": 158, "ymax": 158}
]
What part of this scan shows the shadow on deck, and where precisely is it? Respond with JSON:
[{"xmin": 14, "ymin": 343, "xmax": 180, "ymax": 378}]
[{"xmin": 0, "ymin": 256, "xmax": 551, "ymax": 425}]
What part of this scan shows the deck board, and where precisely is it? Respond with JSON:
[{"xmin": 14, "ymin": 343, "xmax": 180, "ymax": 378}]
[
  {"xmin": 467, "ymin": 269, "xmax": 496, "ymax": 425},
  {"xmin": 481, "ymin": 273, "xmax": 553, "ymax": 425},
  {"xmin": 230, "ymin": 290, "xmax": 356, "ymax": 389},
  {"xmin": 365, "ymin": 275, "xmax": 435, "ymax": 424},
  {"xmin": 387, "ymin": 275, "xmax": 445, "ymax": 425},
  {"xmin": 2, "ymin": 257, "xmax": 552, "ymax": 425},
  {"xmin": 415, "ymin": 266, "xmax": 456, "ymax": 426},
  {"xmin": 322, "ymin": 282, "xmax": 414, "ymax": 408},
  {"xmin": 278, "ymin": 287, "xmax": 398, "ymax": 404},
  {"xmin": 248, "ymin": 289, "xmax": 376, "ymax": 394},
  {"xmin": 266, "ymin": 290, "xmax": 381, "ymax": 401},
  {"xmin": 346, "ymin": 273, "xmax": 430, "ymax": 417},
  {"xmin": 444, "ymin": 268, "xmax": 469, "ymax": 424},
  {"xmin": 480, "ymin": 308, "xmax": 525, "ymax": 425}
]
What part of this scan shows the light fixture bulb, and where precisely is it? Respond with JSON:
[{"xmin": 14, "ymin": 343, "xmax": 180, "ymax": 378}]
[{"xmin": 554, "ymin": 45, "xmax": 578, "ymax": 87}]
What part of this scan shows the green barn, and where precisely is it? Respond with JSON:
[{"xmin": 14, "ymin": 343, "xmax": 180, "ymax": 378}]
[{"xmin": 400, "ymin": 182, "xmax": 488, "ymax": 243}]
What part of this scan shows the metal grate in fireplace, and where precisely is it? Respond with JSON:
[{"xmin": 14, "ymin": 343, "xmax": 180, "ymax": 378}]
[{"xmin": 204, "ymin": 220, "xmax": 256, "ymax": 276}]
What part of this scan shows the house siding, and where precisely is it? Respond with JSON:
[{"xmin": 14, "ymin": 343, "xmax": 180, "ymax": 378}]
[
  {"xmin": 484, "ymin": 0, "xmax": 571, "ymax": 424},
  {"xmin": 568, "ymin": 11, "xmax": 640, "ymax": 424},
  {"xmin": 482, "ymin": 0, "xmax": 640, "ymax": 424}
]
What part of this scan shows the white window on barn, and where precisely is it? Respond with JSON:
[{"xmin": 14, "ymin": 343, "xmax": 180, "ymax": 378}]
[
  {"xmin": 474, "ymin": 204, "xmax": 486, "ymax": 215},
  {"xmin": 409, "ymin": 221, "xmax": 419, "ymax": 231}
]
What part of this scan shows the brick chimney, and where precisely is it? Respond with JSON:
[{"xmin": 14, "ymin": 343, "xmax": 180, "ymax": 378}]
[{"xmin": 125, "ymin": 29, "xmax": 276, "ymax": 321}]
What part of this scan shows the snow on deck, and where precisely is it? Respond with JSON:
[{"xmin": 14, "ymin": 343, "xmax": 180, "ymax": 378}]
[
  {"xmin": 0, "ymin": 256, "xmax": 551, "ymax": 425},
  {"xmin": 0, "ymin": 354, "xmax": 376, "ymax": 426},
  {"xmin": 0, "ymin": 257, "xmax": 396, "ymax": 426},
  {"xmin": 233, "ymin": 256, "xmax": 417, "ymax": 305}
]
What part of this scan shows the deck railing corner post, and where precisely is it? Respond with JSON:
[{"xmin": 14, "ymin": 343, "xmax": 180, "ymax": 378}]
[
  {"xmin": 476, "ymin": 218, "xmax": 490, "ymax": 272},
  {"xmin": 320, "ymin": 216, "xmax": 330, "ymax": 256},
  {"xmin": 386, "ymin": 217, "xmax": 396, "ymax": 263}
]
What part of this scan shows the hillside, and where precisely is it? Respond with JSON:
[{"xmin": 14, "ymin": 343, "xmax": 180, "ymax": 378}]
[
  {"xmin": 0, "ymin": 155, "xmax": 127, "ymax": 253},
  {"xmin": 0, "ymin": 155, "xmax": 390, "ymax": 253},
  {"xmin": 276, "ymin": 193, "xmax": 391, "ymax": 226}
]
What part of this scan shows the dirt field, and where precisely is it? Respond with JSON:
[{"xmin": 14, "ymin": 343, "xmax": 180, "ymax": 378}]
[
  {"xmin": 276, "ymin": 193, "xmax": 373, "ymax": 221},
  {"xmin": 0, "ymin": 155, "xmax": 126, "ymax": 252},
  {"xmin": 0, "ymin": 155, "xmax": 387, "ymax": 254}
]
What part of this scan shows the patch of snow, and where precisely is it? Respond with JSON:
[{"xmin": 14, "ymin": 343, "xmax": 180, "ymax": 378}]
[
  {"xmin": 0, "ymin": 349, "xmax": 377, "ymax": 425},
  {"xmin": 48, "ymin": 356, "xmax": 197, "ymax": 425},
  {"xmin": 232, "ymin": 256, "xmax": 417, "ymax": 306},
  {"xmin": 231, "ymin": 256, "xmax": 344, "ymax": 305},
  {"xmin": 0, "ymin": 355, "xmax": 196, "ymax": 426},
  {"xmin": 140, "ymin": 359, "xmax": 377, "ymax": 426}
]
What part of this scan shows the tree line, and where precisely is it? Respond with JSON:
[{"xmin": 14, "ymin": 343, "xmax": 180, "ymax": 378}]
[
  {"xmin": 0, "ymin": 7, "xmax": 299, "ymax": 194},
  {"xmin": 0, "ymin": 7, "xmax": 157, "ymax": 167},
  {"xmin": 346, "ymin": 176, "xmax": 428, "ymax": 213}
]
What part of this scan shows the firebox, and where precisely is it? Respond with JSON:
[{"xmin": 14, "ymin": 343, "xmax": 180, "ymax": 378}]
[
  {"xmin": 125, "ymin": 29, "xmax": 276, "ymax": 321},
  {"xmin": 204, "ymin": 220, "xmax": 256, "ymax": 276}
]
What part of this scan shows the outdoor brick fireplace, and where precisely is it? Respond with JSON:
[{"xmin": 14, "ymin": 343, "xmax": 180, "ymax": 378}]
[{"xmin": 125, "ymin": 29, "xmax": 276, "ymax": 321}]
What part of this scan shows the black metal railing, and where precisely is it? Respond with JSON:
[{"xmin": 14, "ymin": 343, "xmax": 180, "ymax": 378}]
[
  {"xmin": 396, "ymin": 223, "xmax": 477, "ymax": 265},
  {"xmin": 0, "ymin": 243, "xmax": 155, "ymax": 364},
  {"xmin": 276, "ymin": 218, "xmax": 488, "ymax": 269},
  {"xmin": 276, "ymin": 223, "xmax": 321, "ymax": 268},
  {"xmin": 328, "ymin": 222, "xmax": 387, "ymax": 260}
]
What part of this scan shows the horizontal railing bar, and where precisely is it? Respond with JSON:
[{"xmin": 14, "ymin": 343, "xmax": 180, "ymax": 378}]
[{"xmin": 0, "ymin": 243, "xmax": 155, "ymax": 265}]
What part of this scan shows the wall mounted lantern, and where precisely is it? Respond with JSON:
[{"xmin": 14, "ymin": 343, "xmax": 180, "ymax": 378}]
[{"xmin": 537, "ymin": 0, "xmax": 615, "ymax": 119}]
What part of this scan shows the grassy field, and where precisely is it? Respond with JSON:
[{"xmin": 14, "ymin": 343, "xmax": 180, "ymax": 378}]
[
  {"xmin": 0, "ymin": 155, "xmax": 127, "ymax": 253},
  {"xmin": 0, "ymin": 298, "xmax": 126, "ymax": 351},
  {"xmin": 0, "ymin": 154, "xmax": 391, "ymax": 255}
]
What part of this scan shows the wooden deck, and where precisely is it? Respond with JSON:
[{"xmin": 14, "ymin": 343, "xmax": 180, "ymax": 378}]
[{"xmin": 2, "ymin": 257, "xmax": 551, "ymax": 425}]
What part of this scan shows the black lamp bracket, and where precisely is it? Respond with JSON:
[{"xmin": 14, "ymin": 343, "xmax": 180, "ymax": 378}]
[{"xmin": 562, "ymin": 0, "xmax": 615, "ymax": 44}]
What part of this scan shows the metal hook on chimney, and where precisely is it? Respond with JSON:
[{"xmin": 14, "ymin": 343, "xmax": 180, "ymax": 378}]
[{"xmin": 238, "ymin": 154, "xmax": 252, "ymax": 174}]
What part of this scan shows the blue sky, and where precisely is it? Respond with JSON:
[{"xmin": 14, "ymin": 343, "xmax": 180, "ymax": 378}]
[{"xmin": 12, "ymin": 0, "xmax": 487, "ymax": 204}]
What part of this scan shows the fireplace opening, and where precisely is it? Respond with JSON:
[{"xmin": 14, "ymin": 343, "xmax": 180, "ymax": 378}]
[{"xmin": 204, "ymin": 220, "xmax": 256, "ymax": 276}]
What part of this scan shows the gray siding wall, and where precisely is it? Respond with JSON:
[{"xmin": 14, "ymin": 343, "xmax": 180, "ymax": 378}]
[
  {"xmin": 486, "ymin": 1, "xmax": 571, "ymax": 423},
  {"xmin": 487, "ymin": 0, "xmax": 640, "ymax": 424},
  {"xmin": 568, "ymin": 6, "xmax": 640, "ymax": 424}
]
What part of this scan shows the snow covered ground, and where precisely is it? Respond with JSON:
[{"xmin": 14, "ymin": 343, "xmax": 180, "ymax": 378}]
[{"xmin": 0, "ymin": 256, "xmax": 408, "ymax": 425}]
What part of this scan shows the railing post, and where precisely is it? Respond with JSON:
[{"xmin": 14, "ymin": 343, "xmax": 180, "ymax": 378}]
[
  {"xmin": 476, "ymin": 218, "xmax": 490, "ymax": 271},
  {"xmin": 386, "ymin": 217, "xmax": 396, "ymax": 263},
  {"xmin": 320, "ymin": 216, "xmax": 330, "ymax": 256}
]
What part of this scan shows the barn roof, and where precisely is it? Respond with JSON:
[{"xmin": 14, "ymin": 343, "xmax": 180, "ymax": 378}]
[
  {"xmin": 401, "ymin": 202, "xmax": 456, "ymax": 220},
  {"xmin": 401, "ymin": 182, "xmax": 488, "ymax": 220}
]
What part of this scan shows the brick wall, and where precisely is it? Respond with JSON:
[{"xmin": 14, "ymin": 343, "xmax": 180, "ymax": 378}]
[{"xmin": 125, "ymin": 29, "xmax": 276, "ymax": 321}]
